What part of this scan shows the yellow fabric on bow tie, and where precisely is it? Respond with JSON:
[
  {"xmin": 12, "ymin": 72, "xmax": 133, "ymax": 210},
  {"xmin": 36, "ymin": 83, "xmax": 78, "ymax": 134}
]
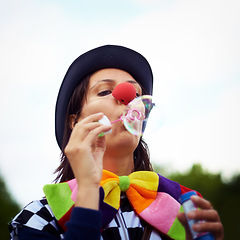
[{"xmin": 100, "ymin": 170, "xmax": 159, "ymax": 214}]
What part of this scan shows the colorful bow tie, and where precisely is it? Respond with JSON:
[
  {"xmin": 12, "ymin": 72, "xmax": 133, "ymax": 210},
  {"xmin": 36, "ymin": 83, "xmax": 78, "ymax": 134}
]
[{"xmin": 43, "ymin": 170, "xmax": 200, "ymax": 239}]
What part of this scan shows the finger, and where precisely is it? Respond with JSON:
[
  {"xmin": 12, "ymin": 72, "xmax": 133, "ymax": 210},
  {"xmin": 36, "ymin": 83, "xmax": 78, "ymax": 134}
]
[
  {"xmin": 72, "ymin": 121, "xmax": 103, "ymax": 141},
  {"xmin": 73, "ymin": 113, "xmax": 107, "ymax": 140},
  {"xmin": 190, "ymin": 196, "xmax": 213, "ymax": 210},
  {"xmin": 177, "ymin": 212, "xmax": 188, "ymax": 229},
  {"xmin": 74, "ymin": 121, "xmax": 103, "ymax": 134},
  {"xmin": 187, "ymin": 209, "xmax": 220, "ymax": 222},
  {"xmin": 95, "ymin": 134, "xmax": 107, "ymax": 150},
  {"xmin": 77, "ymin": 112, "xmax": 104, "ymax": 125},
  {"xmin": 93, "ymin": 136, "xmax": 106, "ymax": 165},
  {"xmin": 192, "ymin": 221, "xmax": 224, "ymax": 236},
  {"xmin": 85, "ymin": 124, "xmax": 112, "ymax": 144},
  {"xmin": 177, "ymin": 212, "xmax": 192, "ymax": 240}
]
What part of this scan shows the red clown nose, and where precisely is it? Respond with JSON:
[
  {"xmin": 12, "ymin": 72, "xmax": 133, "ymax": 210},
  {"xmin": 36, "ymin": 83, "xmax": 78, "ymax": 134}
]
[{"xmin": 112, "ymin": 82, "xmax": 137, "ymax": 105}]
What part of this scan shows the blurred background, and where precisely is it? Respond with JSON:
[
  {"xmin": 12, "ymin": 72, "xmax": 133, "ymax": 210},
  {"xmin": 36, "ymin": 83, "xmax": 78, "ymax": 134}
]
[{"xmin": 0, "ymin": 0, "xmax": 239, "ymax": 239}]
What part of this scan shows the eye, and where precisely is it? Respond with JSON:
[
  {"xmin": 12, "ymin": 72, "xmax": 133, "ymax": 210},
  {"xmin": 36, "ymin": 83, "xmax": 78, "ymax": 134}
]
[{"xmin": 97, "ymin": 90, "xmax": 112, "ymax": 97}]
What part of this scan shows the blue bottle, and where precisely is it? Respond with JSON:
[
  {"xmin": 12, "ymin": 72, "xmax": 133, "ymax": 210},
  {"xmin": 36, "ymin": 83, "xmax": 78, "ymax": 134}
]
[{"xmin": 179, "ymin": 191, "xmax": 215, "ymax": 240}]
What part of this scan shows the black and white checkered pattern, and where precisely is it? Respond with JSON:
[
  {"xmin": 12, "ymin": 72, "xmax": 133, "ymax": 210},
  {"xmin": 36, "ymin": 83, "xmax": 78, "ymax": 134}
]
[
  {"xmin": 10, "ymin": 196, "xmax": 167, "ymax": 240},
  {"xmin": 101, "ymin": 194, "xmax": 165, "ymax": 240},
  {"xmin": 9, "ymin": 199, "xmax": 64, "ymax": 239}
]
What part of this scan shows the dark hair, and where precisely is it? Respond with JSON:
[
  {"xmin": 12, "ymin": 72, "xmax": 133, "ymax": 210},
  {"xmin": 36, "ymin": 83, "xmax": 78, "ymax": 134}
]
[{"xmin": 54, "ymin": 75, "xmax": 153, "ymax": 183}]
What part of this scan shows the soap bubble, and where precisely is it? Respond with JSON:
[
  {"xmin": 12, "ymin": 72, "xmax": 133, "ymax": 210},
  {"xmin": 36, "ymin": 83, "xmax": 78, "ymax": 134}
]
[{"xmin": 121, "ymin": 95, "xmax": 155, "ymax": 136}]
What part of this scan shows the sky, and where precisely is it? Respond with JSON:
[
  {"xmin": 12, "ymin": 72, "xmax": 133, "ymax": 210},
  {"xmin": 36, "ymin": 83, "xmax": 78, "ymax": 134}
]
[{"xmin": 0, "ymin": 0, "xmax": 240, "ymax": 207}]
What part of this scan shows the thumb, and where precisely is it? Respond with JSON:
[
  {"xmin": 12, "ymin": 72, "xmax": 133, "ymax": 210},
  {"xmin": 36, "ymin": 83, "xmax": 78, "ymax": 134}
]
[
  {"xmin": 93, "ymin": 135, "xmax": 106, "ymax": 161},
  {"xmin": 177, "ymin": 212, "xmax": 193, "ymax": 240}
]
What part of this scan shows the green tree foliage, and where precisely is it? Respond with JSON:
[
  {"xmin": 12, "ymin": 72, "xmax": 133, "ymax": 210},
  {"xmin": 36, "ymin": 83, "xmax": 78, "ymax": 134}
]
[
  {"xmin": 154, "ymin": 163, "xmax": 240, "ymax": 240},
  {"xmin": 0, "ymin": 174, "xmax": 20, "ymax": 240}
]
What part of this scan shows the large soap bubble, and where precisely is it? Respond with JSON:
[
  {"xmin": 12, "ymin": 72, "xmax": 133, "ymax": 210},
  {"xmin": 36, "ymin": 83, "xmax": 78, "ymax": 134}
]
[{"xmin": 111, "ymin": 95, "xmax": 155, "ymax": 136}]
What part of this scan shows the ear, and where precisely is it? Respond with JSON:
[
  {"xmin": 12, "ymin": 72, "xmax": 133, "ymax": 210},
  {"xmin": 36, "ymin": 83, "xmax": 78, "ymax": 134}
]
[{"xmin": 69, "ymin": 114, "xmax": 77, "ymax": 130}]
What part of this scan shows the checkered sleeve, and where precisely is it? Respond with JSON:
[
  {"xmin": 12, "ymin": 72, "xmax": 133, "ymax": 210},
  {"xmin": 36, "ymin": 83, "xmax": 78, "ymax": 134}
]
[{"xmin": 9, "ymin": 199, "xmax": 64, "ymax": 239}]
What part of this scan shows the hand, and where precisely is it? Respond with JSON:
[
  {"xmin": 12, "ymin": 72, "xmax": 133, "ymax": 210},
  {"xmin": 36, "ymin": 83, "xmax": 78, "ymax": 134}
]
[
  {"xmin": 64, "ymin": 113, "xmax": 112, "ymax": 209},
  {"xmin": 177, "ymin": 196, "xmax": 224, "ymax": 240}
]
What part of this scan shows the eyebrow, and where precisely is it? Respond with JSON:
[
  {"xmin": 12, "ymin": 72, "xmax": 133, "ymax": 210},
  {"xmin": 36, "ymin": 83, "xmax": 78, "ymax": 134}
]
[{"xmin": 90, "ymin": 79, "xmax": 140, "ymax": 91}]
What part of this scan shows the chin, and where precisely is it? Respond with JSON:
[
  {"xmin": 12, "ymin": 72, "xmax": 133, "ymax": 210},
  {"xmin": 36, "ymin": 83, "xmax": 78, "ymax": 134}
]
[{"xmin": 106, "ymin": 132, "xmax": 140, "ymax": 150}]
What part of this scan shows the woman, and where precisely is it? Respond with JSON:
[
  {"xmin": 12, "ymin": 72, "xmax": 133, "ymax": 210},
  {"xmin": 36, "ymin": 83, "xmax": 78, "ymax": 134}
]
[{"xmin": 9, "ymin": 45, "xmax": 224, "ymax": 240}]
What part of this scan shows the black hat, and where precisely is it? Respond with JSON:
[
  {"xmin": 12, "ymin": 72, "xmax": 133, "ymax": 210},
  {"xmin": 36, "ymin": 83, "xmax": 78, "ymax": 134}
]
[{"xmin": 55, "ymin": 45, "xmax": 153, "ymax": 149}]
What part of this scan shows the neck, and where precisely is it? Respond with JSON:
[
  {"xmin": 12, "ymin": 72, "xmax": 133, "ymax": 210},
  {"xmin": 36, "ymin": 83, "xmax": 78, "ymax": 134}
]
[{"xmin": 103, "ymin": 152, "xmax": 134, "ymax": 176}]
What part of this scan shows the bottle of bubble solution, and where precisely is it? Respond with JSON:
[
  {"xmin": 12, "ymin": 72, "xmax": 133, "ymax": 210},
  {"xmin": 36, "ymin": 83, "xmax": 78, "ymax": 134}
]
[{"xmin": 179, "ymin": 191, "xmax": 215, "ymax": 240}]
